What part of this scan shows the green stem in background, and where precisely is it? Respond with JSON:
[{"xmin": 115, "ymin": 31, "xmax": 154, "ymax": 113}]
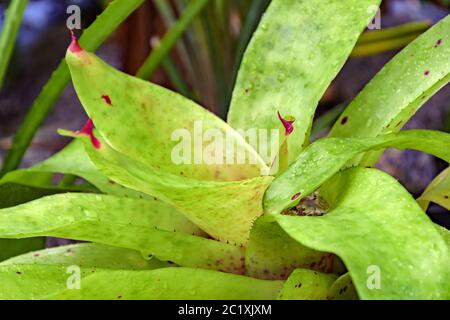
[
  {"xmin": 150, "ymin": 36, "xmax": 193, "ymax": 99},
  {"xmin": 0, "ymin": 0, "xmax": 145, "ymax": 177},
  {"xmin": 351, "ymin": 20, "xmax": 432, "ymax": 57},
  {"xmin": 352, "ymin": 33, "xmax": 422, "ymax": 57},
  {"xmin": 153, "ymin": 0, "xmax": 196, "ymax": 88},
  {"xmin": 0, "ymin": 0, "xmax": 29, "ymax": 90},
  {"xmin": 357, "ymin": 20, "xmax": 431, "ymax": 44},
  {"xmin": 136, "ymin": 0, "xmax": 209, "ymax": 79}
]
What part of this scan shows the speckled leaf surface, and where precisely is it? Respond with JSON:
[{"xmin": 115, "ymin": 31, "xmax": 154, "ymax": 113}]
[
  {"xmin": 76, "ymin": 134, "xmax": 272, "ymax": 245},
  {"xmin": 31, "ymin": 139, "xmax": 145, "ymax": 198},
  {"xmin": 329, "ymin": 15, "xmax": 450, "ymax": 165},
  {"xmin": 273, "ymin": 168, "xmax": 450, "ymax": 299},
  {"xmin": 264, "ymin": 130, "xmax": 450, "ymax": 214},
  {"xmin": 246, "ymin": 216, "xmax": 337, "ymax": 280},
  {"xmin": 54, "ymin": 268, "xmax": 284, "ymax": 300},
  {"xmin": 417, "ymin": 166, "xmax": 450, "ymax": 211},
  {"xmin": 0, "ymin": 243, "xmax": 171, "ymax": 300},
  {"xmin": 277, "ymin": 269, "xmax": 337, "ymax": 300},
  {"xmin": 66, "ymin": 49, "xmax": 267, "ymax": 182},
  {"xmin": 228, "ymin": 0, "xmax": 381, "ymax": 163},
  {"xmin": 0, "ymin": 193, "xmax": 246, "ymax": 274},
  {"xmin": 0, "ymin": 266, "xmax": 284, "ymax": 300},
  {"xmin": 327, "ymin": 273, "xmax": 358, "ymax": 300},
  {"xmin": 1, "ymin": 243, "xmax": 169, "ymax": 270}
]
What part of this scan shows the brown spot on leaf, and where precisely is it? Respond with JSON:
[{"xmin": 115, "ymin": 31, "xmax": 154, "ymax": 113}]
[
  {"xmin": 435, "ymin": 39, "xmax": 442, "ymax": 48},
  {"xmin": 341, "ymin": 116, "xmax": 348, "ymax": 125},
  {"xmin": 101, "ymin": 95, "xmax": 112, "ymax": 106}
]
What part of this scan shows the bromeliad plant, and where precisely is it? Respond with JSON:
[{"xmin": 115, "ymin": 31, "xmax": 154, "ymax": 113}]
[{"xmin": 0, "ymin": 0, "xmax": 449, "ymax": 299}]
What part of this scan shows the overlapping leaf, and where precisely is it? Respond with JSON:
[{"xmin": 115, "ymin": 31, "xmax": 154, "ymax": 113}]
[
  {"xmin": 228, "ymin": 0, "xmax": 381, "ymax": 163},
  {"xmin": 329, "ymin": 15, "xmax": 450, "ymax": 166},
  {"xmin": 0, "ymin": 266, "xmax": 284, "ymax": 300},
  {"xmin": 245, "ymin": 216, "xmax": 341, "ymax": 280},
  {"xmin": 265, "ymin": 130, "xmax": 450, "ymax": 214},
  {"xmin": 272, "ymin": 168, "xmax": 450, "ymax": 299},
  {"xmin": 0, "ymin": 193, "xmax": 247, "ymax": 274},
  {"xmin": 277, "ymin": 269, "xmax": 337, "ymax": 300},
  {"xmin": 65, "ymin": 48, "xmax": 267, "ymax": 181}
]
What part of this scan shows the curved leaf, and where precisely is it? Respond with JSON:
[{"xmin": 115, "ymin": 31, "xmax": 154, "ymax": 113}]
[
  {"xmin": 0, "ymin": 193, "xmax": 247, "ymax": 274},
  {"xmin": 228, "ymin": 0, "xmax": 381, "ymax": 163},
  {"xmin": 246, "ymin": 216, "xmax": 340, "ymax": 280},
  {"xmin": 31, "ymin": 140, "xmax": 146, "ymax": 198},
  {"xmin": 0, "ymin": 266, "xmax": 283, "ymax": 300},
  {"xmin": 329, "ymin": 15, "xmax": 450, "ymax": 166},
  {"xmin": 72, "ymin": 134, "xmax": 272, "ymax": 245},
  {"xmin": 272, "ymin": 168, "xmax": 450, "ymax": 299},
  {"xmin": 1, "ymin": 243, "xmax": 170, "ymax": 270},
  {"xmin": 65, "ymin": 48, "xmax": 267, "ymax": 182},
  {"xmin": 264, "ymin": 130, "xmax": 450, "ymax": 215},
  {"xmin": 277, "ymin": 269, "xmax": 337, "ymax": 300},
  {"xmin": 327, "ymin": 273, "xmax": 358, "ymax": 300},
  {"xmin": 417, "ymin": 166, "xmax": 450, "ymax": 211}
]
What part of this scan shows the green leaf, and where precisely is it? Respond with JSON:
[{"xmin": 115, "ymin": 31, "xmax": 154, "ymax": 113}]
[
  {"xmin": 228, "ymin": 0, "xmax": 381, "ymax": 164},
  {"xmin": 70, "ymin": 133, "xmax": 272, "ymax": 245},
  {"xmin": 417, "ymin": 167, "xmax": 450, "ymax": 211},
  {"xmin": 277, "ymin": 269, "xmax": 337, "ymax": 300},
  {"xmin": 31, "ymin": 140, "xmax": 145, "ymax": 198},
  {"xmin": 329, "ymin": 15, "xmax": 450, "ymax": 166},
  {"xmin": 0, "ymin": 266, "xmax": 284, "ymax": 300},
  {"xmin": 0, "ymin": 0, "xmax": 146, "ymax": 176},
  {"xmin": 272, "ymin": 168, "xmax": 450, "ymax": 299},
  {"xmin": 0, "ymin": 169, "xmax": 90, "ymax": 262},
  {"xmin": 0, "ymin": 193, "xmax": 247, "ymax": 273},
  {"xmin": 1, "ymin": 243, "xmax": 170, "ymax": 270},
  {"xmin": 66, "ymin": 48, "xmax": 267, "ymax": 182},
  {"xmin": 264, "ymin": 130, "xmax": 450, "ymax": 215},
  {"xmin": 327, "ymin": 273, "xmax": 358, "ymax": 300},
  {"xmin": 0, "ymin": 0, "xmax": 28, "ymax": 89},
  {"xmin": 246, "ymin": 216, "xmax": 340, "ymax": 280},
  {"xmin": 0, "ymin": 243, "xmax": 172, "ymax": 300}
]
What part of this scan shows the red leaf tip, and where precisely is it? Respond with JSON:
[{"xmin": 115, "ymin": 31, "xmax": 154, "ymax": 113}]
[
  {"xmin": 69, "ymin": 29, "xmax": 83, "ymax": 53},
  {"xmin": 78, "ymin": 119, "xmax": 101, "ymax": 149},
  {"xmin": 277, "ymin": 111, "xmax": 295, "ymax": 136}
]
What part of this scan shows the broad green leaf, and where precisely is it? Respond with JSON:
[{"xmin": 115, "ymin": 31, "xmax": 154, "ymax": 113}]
[
  {"xmin": 273, "ymin": 168, "xmax": 450, "ymax": 299},
  {"xmin": 246, "ymin": 216, "xmax": 340, "ymax": 280},
  {"xmin": 73, "ymin": 134, "xmax": 272, "ymax": 245},
  {"xmin": 31, "ymin": 139, "xmax": 146, "ymax": 198},
  {"xmin": 417, "ymin": 167, "xmax": 450, "ymax": 211},
  {"xmin": 329, "ymin": 15, "xmax": 450, "ymax": 166},
  {"xmin": 277, "ymin": 269, "xmax": 337, "ymax": 300},
  {"xmin": 0, "ymin": 266, "xmax": 284, "ymax": 300},
  {"xmin": 65, "ymin": 48, "xmax": 267, "ymax": 182},
  {"xmin": 1, "ymin": 243, "xmax": 170, "ymax": 270},
  {"xmin": 0, "ymin": 169, "xmax": 90, "ymax": 262},
  {"xmin": 0, "ymin": 243, "xmax": 171, "ymax": 300},
  {"xmin": 228, "ymin": 0, "xmax": 381, "ymax": 164},
  {"xmin": 327, "ymin": 273, "xmax": 358, "ymax": 300},
  {"xmin": 0, "ymin": 193, "xmax": 247, "ymax": 274},
  {"xmin": 264, "ymin": 130, "xmax": 450, "ymax": 215}
]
